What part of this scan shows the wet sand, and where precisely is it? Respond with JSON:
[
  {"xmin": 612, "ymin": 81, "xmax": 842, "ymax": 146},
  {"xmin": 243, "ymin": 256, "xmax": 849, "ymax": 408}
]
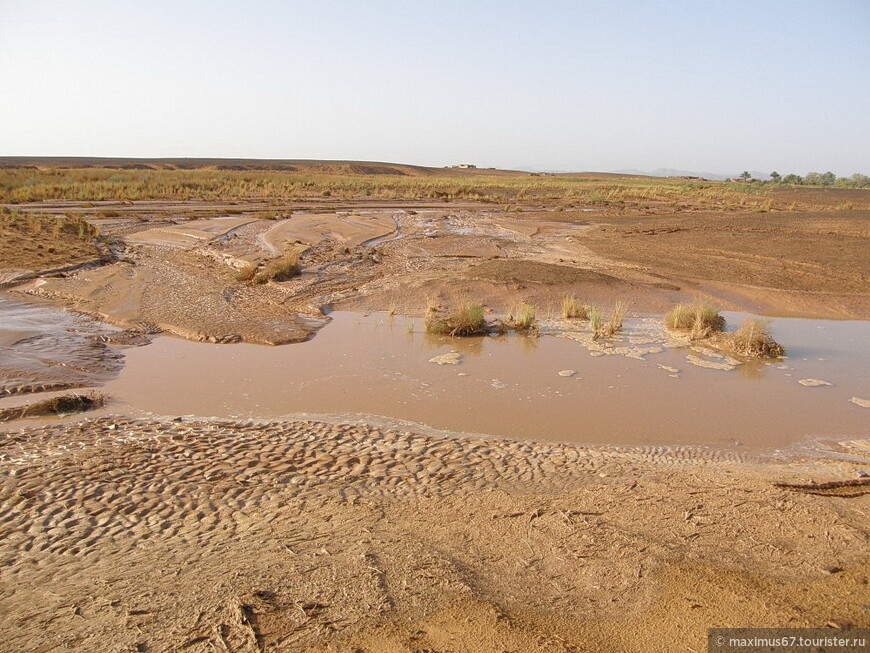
[
  {"xmin": 0, "ymin": 298, "xmax": 125, "ymax": 396},
  {"xmin": 9, "ymin": 202, "xmax": 868, "ymax": 350}
]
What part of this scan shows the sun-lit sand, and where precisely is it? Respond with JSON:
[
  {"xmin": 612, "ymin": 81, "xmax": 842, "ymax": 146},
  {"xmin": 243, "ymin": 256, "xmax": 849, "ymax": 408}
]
[{"xmin": 2, "ymin": 181, "xmax": 869, "ymax": 650}]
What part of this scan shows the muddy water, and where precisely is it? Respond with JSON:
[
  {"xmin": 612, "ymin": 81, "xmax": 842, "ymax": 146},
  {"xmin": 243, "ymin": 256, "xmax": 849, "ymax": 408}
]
[
  {"xmin": 103, "ymin": 311, "xmax": 870, "ymax": 452},
  {"xmin": 0, "ymin": 297, "xmax": 124, "ymax": 394}
]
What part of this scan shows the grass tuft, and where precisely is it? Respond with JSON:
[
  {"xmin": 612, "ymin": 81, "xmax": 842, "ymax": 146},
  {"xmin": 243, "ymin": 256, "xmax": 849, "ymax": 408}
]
[
  {"xmin": 561, "ymin": 294, "xmax": 588, "ymax": 319},
  {"xmin": 235, "ymin": 261, "xmax": 258, "ymax": 282},
  {"xmin": 425, "ymin": 300, "xmax": 487, "ymax": 336},
  {"xmin": 606, "ymin": 300, "xmax": 628, "ymax": 336},
  {"xmin": 588, "ymin": 301, "xmax": 628, "ymax": 339},
  {"xmin": 718, "ymin": 318, "xmax": 785, "ymax": 358},
  {"xmin": 665, "ymin": 302, "xmax": 725, "ymax": 339},
  {"xmin": 510, "ymin": 302, "xmax": 537, "ymax": 332},
  {"xmin": 251, "ymin": 250, "xmax": 300, "ymax": 284},
  {"xmin": 588, "ymin": 305, "xmax": 603, "ymax": 336}
]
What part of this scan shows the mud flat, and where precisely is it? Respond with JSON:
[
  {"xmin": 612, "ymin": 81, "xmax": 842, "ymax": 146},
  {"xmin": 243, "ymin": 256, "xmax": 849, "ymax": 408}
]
[{"xmin": 0, "ymin": 297, "xmax": 125, "ymax": 397}]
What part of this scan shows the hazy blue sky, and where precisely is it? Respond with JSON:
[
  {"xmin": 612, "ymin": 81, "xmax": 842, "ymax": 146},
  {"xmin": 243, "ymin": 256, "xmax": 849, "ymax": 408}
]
[{"xmin": 2, "ymin": 1, "xmax": 868, "ymax": 175}]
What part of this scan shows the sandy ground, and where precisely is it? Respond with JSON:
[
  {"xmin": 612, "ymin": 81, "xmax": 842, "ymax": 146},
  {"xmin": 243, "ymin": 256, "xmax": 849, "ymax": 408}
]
[
  {"xmin": 1, "ymin": 197, "xmax": 869, "ymax": 651},
  {"xmin": 581, "ymin": 211, "xmax": 870, "ymax": 319},
  {"xmin": 0, "ymin": 416, "xmax": 867, "ymax": 652},
  {"xmin": 6, "ymin": 201, "xmax": 868, "ymax": 348}
]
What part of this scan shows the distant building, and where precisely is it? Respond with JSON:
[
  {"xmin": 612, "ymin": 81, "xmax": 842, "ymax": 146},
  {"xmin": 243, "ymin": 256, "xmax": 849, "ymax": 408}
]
[{"xmin": 453, "ymin": 164, "xmax": 477, "ymax": 169}]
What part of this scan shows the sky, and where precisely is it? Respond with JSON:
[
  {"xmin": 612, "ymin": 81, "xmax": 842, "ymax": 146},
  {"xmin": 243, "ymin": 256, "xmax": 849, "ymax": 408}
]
[{"xmin": 2, "ymin": 1, "xmax": 869, "ymax": 175}]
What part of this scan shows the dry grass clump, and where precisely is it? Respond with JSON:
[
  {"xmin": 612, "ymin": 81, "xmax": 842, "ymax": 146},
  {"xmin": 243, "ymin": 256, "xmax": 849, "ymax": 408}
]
[
  {"xmin": 425, "ymin": 299, "xmax": 487, "ymax": 336},
  {"xmin": 0, "ymin": 392, "xmax": 107, "ymax": 422},
  {"xmin": 241, "ymin": 250, "xmax": 300, "ymax": 284},
  {"xmin": 665, "ymin": 303, "xmax": 783, "ymax": 358},
  {"xmin": 589, "ymin": 301, "xmax": 628, "ymax": 339},
  {"xmin": 588, "ymin": 305, "xmax": 603, "ymax": 336},
  {"xmin": 235, "ymin": 261, "xmax": 258, "ymax": 282},
  {"xmin": 665, "ymin": 302, "xmax": 725, "ymax": 339},
  {"xmin": 509, "ymin": 302, "xmax": 537, "ymax": 332},
  {"xmin": 257, "ymin": 252, "xmax": 300, "ymax": 283},
  {"xmin": 561, "ymin": 294, "xmax": 588, "ymax": 319},
  {"xmin": 717, "ymin": 319, "xmax": 785, "ymax": 358}
]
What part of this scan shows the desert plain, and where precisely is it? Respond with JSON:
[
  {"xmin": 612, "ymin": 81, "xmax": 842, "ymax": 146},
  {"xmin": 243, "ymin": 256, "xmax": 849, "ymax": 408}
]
[{"xmin": 0, "ymin": 160, "xmax": 868, "ymax": 652}]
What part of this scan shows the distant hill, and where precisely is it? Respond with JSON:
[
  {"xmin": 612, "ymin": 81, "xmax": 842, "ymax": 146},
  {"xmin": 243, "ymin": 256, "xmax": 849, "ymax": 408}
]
[
  {"xmin": 0, "ymin": 157, "xmax": 440, "ymax": 176},
  {"xmin": 0, "ymin": 157, "xmax": 552, "ymax": 178},
  {"xmin": 0, "ymin": 157, "xmax": 685, "ymax": 180}
]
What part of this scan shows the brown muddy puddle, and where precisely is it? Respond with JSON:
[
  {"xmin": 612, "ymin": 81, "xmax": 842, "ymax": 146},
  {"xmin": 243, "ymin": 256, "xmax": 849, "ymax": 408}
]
[
  {"xmin": 0, "ymin": 297, "xmax": 124, "ymax": 395},
  {"xmin": 102, "ymin": 311, "xmax": 870, "ymax": 453}
]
